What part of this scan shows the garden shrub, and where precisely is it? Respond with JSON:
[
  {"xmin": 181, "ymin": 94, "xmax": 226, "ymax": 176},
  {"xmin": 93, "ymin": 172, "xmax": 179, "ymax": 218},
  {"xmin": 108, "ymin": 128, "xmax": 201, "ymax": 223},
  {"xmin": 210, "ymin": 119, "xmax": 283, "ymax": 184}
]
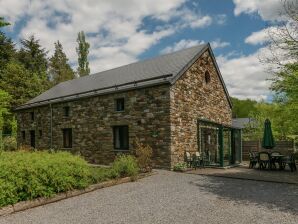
[
  {"xmin": 133, "ymin": 138, "xmax": 153, "ymax": 172},
  {"xmin": 2, "ymin": 136, "xmax": 17, "ymax": 151},
  {"xmin": 173, "ymin": 162, "xmax": 187, "ymax": 172},
  {"xmin": 0, "ymin": 151, "xmax": 91, "ymax": 207},
  {"xmin": 111, "ymin": 155, "xmax": 139, "ymax": 178}
]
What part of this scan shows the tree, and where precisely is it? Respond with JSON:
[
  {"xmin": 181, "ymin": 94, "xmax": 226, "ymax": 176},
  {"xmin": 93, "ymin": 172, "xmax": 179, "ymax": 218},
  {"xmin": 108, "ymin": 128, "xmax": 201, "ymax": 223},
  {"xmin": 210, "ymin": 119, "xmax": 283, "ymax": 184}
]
[
  {"xmin": 231, "ymin": 97, "xmax": 258, "ymax": 118},
  {"xmin": 0, "ymin": 17, "xmax": 10, "ymax": 28},
  {"xmin": 76, "ymin": 31, "xmax": 90, "ymax": 76},
  {"xmin": 0, "ymin": 61, "xmax": 47, "ymax": 108},
  {"xmin": 0, "ymin": 90, "xmax": 11, "ymax": 130},
  {"xmin": 49, "ymin": 41, "xmax": 75, "ymax": 85},
  {"xmin": 0, "ymin": 32, "xmax": 16, "ymax": 70},
  {"xmin": 18, "ymin": 35, "xmax": 48, "ymax": 77}
]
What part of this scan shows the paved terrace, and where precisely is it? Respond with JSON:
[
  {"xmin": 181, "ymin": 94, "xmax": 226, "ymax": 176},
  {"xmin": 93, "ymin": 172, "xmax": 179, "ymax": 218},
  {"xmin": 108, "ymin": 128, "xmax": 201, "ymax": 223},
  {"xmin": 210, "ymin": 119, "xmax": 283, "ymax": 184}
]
[
  {"xmin": 187, "ymin": 163, "xmax": 298, "ymax": 184},
  {"xmin": 0, "ymin": 170, "xmax": 297, "ymax": 224}
]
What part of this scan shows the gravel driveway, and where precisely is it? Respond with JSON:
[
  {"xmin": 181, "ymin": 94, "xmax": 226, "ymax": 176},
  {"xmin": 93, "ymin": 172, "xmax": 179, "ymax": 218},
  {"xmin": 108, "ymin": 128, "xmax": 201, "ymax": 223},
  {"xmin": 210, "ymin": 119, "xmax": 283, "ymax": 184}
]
[{"xmin": 1, "ymin": 170, "xmax": 297, "ymax": 224}]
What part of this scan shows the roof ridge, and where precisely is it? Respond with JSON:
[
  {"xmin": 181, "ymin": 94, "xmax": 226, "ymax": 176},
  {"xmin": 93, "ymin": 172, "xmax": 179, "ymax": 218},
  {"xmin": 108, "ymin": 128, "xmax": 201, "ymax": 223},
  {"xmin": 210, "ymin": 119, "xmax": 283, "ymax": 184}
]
[{"xmin": 60, "ymin": 43, "xmax": 208, "ymax": 85}]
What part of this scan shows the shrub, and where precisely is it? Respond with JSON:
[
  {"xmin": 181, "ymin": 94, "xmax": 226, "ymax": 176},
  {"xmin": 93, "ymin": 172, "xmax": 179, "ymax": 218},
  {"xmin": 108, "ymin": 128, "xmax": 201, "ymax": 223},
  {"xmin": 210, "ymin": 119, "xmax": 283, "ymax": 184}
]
[
  {"xmin": 133, "ymin": 138, "xmax": 153, "ymax": 172},
  {"xmin": 0, "ymin": 151, "xmax": 91, "ymax": 207},
  {"xmin": 89, "ymin": 167, "xmax": 117, "ymax": 184},
  {"xmin": 2, "ymin": 136, "xmax": 17, "ymax": 151},
  {"xmin": 173, "ymin": 162, "xmax": 187, "ymax": 172},
  {"xmin": 111, "ymin": 155, "xmax": 139, "ymax": 178}
]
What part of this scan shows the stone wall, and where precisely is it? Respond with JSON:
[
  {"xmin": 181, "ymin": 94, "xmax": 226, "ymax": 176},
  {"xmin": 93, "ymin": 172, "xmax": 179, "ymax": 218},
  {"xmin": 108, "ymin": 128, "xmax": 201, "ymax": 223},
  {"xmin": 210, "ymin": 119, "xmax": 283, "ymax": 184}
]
[
  {"xmin": 16, "ymin": 84, "xmax": 172, "ymax": 168},
  {"xmin": 169, "ymin": 49, "xmax": 232, "ymax": 166}
]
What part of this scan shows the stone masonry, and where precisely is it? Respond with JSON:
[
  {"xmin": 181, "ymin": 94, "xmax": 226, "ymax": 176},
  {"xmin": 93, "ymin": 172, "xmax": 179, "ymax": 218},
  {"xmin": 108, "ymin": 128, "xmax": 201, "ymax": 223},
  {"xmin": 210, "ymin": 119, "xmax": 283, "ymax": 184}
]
[{"xmin": 16, "ymin": 49, "xmax": 232, "ymax": 169}]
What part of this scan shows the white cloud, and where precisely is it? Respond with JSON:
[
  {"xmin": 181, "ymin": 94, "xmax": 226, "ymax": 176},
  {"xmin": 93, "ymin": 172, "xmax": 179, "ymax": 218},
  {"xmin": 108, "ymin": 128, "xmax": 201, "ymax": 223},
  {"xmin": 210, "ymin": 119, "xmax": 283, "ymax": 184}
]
[
  {"xmin": 0, "ymin": 0, "xmax": 222, "ymax": 73},
  {"xmin": 210, "ymin": 39, "xmax": 230, "ymax": 49},
  {"xmin": 245, "ymin": 28, "xmax": 270, "ymax": 45},
  {"xmin": 233, "ymin": 0, "xmax": 284, "ymax": 21},
  {"xmin": 161, "ymin": 38, "xmax": 230, "ymax": 54},
  {"xmin": 160, "ymin": 39, "xmax": 205, "ymax": 54},
  {"xmin": 217, "ymin": 47, "xmax": 273, "ymax": 101}
]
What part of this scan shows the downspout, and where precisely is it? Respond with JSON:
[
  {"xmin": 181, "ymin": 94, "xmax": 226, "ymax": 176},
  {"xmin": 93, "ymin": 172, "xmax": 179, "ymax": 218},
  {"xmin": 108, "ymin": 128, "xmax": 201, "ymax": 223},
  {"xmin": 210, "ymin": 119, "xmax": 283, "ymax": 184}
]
[{"xmin": 50, "ymin": 103, "xmax": 53, "ymax": 149}]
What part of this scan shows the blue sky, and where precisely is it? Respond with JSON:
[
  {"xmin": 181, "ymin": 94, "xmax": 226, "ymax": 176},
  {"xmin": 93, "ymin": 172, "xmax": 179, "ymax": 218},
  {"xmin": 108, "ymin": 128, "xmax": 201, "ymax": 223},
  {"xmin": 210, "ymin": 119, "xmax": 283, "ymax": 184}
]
[{"xmin": 0, "ymin": 0, "xmax": 284, "ymax": 100}]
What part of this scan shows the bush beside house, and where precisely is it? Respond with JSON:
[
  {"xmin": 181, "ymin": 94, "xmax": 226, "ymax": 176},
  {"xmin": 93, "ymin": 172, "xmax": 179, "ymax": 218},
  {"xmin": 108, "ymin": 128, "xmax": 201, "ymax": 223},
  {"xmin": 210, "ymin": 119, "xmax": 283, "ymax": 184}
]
[{"xmin": 0, "ymin": 151, "xmax": 140, "ymax": 208}]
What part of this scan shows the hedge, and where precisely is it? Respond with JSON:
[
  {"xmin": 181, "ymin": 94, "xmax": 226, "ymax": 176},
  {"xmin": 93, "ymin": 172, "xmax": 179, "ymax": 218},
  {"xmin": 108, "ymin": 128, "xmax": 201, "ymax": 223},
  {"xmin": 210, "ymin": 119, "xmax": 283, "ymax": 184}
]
[{"xmin": 0, "ymin": 151, "xmax": 91, "ymax": 207}]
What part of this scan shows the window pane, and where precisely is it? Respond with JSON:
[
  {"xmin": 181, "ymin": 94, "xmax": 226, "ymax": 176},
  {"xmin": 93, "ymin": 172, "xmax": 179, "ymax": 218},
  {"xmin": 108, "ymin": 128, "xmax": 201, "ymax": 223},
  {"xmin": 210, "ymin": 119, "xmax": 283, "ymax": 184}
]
[
  {"xmin": 116, "ymin": 98, "xmax": 125, "ymax": 111},
  {"xmin": 63, "ymin": 128, "xmax": 72, "ymax": 148},
  {"xmin": 113, "ymin": 126, "xmax": 128, "ymax": 150}
]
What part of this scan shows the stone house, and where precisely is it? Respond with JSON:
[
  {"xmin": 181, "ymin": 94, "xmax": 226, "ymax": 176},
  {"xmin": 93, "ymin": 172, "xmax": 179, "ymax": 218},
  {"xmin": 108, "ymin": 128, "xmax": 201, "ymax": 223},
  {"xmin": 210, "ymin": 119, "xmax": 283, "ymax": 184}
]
[{"xmin": 15, "ymin": 43, "xmax": 235, "ymax": 169}]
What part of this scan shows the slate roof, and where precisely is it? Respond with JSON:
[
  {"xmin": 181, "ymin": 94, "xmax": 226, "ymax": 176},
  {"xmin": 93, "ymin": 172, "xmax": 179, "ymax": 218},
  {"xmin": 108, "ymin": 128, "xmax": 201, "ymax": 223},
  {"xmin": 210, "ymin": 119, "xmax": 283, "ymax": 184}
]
[{"xmin": 16, "ymin": 43, "xmax": 231, "ymax": 110}]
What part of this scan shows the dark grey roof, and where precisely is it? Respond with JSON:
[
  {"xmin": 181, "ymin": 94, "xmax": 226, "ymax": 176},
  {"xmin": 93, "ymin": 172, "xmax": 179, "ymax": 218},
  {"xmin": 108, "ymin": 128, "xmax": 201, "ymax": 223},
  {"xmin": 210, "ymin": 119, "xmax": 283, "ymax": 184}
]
[
  {"xmin": 16, "ymin": 43, "xmax": 231, "ymax": 110},
  {"xmin": 232, "ymin": 118, "xmax": 256, "ymax": 129}
]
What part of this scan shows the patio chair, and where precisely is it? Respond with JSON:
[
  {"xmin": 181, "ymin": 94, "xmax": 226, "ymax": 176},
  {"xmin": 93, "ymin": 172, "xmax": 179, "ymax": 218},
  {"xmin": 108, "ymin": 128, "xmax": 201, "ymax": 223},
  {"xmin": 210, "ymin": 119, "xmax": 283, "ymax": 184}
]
[
  {"xmin": 258, "ymin": 152, "xmax": 271, "ymax": 170},
  {"xmin": 185, "ymin": 151, "xmax": 193, "ymax": 168},
  {"xmin": 248, "ymin": 151, "xmax": 258, "ymax": 168},
  {"xmin": 270, "ymin": 151, "xmax": 281, "ymax": 169},
  {"xmin": 281, "ymin": 153, "xmax": 297, "ymax": 172},
  {"xmin": 192, "ymin": 151, "xmax": 202, "ymax": 168},
  {"xmin": 201, "ymin": 151, "xmax": 211, "ymax": 167}
]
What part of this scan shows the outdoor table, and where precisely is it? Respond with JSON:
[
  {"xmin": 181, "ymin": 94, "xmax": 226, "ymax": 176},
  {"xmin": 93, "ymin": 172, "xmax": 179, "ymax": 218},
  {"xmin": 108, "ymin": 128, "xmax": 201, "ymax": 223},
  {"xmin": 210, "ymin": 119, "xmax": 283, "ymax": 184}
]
[{"xmin": 270, "ymin": 154, "xmax": 285, "ymax": 170}]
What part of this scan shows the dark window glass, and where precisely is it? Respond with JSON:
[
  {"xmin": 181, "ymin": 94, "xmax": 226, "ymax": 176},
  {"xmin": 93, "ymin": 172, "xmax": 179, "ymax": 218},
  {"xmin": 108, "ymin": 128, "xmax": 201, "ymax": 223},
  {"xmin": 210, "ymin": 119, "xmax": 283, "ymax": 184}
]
[
  {"xmin": 113, "ymin": 126, "xmax": 129, "ymax": 150},
  {"xmin": 62, "ymin": 128, "xmax": 72, "ymax": 148},
  {"xmin": 22, "ymin": 131, "xmax": 25, "ymax": 141},
  {"xmin": 63, "ymin": 106, "xmax": 70, "ymax": 117},
  {"xmin": 205, "ymin": 71, "xmax": 211, "ymax": 84},
  {"xmin": 30, "ymin": 112, "xmax": 34, "ymax": 121},
  {"xmin": 39, "ymin": 130, "xmax": 42, "ymax": 137},
  {"xmin": 30, "ymin": 130, "xmax": 35, "ymax": 148},
  {"xmin": 115, "ymin": 98, "xmax": 125, "ymax": 111}
]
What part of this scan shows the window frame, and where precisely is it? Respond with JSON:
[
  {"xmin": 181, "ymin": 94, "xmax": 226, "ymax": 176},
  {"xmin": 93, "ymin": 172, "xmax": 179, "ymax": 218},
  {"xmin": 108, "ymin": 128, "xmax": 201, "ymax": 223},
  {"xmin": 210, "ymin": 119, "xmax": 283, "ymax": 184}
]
[
  {"xmin": 30, "ymin": 112, "xmax": 35, "ymax": 122},
  {"xmin": 63, "ymin": 106, "xmax": 70, "ymax": 117},
  {"xmin": 113, "ymin": 125, "xmax": 129, "ymax": 150},
  {"xmin": 115, "ymin": 98, "xmax": 125, "ymax": 112},
  {"xmin": 22, "ymin": 131, "xmax": 26, "ymax": 141},
  {"xmin": 62, "ymin": 128, "xmax": 72, "ymax": 148},
  {"xmin": 204, "ymin": 71, "xmax": 211, "ymax": 84}
]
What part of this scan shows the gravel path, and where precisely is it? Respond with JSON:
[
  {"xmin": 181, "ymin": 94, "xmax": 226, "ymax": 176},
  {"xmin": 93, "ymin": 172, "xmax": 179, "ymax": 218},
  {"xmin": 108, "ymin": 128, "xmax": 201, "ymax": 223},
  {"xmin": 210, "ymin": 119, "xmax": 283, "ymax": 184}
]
[{"xmin": 0, "ymin": 170, "xmax": 297, "ymax": 224}]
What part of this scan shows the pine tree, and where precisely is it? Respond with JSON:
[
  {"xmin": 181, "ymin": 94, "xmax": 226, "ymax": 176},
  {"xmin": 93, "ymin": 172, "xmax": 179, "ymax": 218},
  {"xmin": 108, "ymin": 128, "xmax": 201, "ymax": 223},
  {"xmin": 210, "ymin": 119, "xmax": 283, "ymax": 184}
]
[
  {"xmin": 76, "ymin": 31, "xmax": 90, "ymax": 76},
  {"xmin": 0, "ymin": 32, "xmax": 16, "ymax": 70},
  {"xmin": 18, "ymin": 35, "xmax": 48, "ymax": 76},
  {"xmin": 49, "ymin": 41, "xmax": 75, "ymax": 85},
  {"xmin": 0, "ymin": 17, "xmax": 10, "ymax": 28}
]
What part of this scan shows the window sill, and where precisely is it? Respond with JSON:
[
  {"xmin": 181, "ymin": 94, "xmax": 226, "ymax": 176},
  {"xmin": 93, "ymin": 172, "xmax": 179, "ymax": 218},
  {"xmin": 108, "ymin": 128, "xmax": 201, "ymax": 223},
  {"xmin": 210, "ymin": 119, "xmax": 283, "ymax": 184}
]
[{"xmin": 113, "ymin": 149, "xmax": 130, "ymax": 152}]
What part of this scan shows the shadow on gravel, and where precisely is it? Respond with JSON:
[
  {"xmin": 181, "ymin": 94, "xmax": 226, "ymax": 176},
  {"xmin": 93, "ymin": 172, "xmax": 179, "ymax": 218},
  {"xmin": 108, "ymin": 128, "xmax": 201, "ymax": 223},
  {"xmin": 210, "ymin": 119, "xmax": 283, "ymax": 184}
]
[{"xmin": 189, "ymin": 176, "xmax": 298, "ymax": 215}]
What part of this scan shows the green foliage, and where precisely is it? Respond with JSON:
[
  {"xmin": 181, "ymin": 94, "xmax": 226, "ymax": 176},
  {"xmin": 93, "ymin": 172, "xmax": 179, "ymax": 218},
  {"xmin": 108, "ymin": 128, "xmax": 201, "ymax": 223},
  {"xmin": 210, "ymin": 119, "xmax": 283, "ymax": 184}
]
[
  {"xmin": 0, "ymin": 32, "xmax": 16, "ymax": 70},
  {"xmin": 0, "ymin": 90, "xmax": 11, "ymax": 130},
  {"xmin": 231, "ymin": 97, "xmax": 257, "ymax": 118},
  {"xmin": 0, "ymin": 151, "xmax": 91, "ymax": 207},
  {"xmin": 17, "ymin": 35, "xmax": 48, "ymax": 76},
  {"xmin": 2, "ymin": 136, "xmax": 17, "ymax": 151},
  {"xmin": 89, "ymin": 167, "xmax": 118, "ymax": 184},
  {"xmin": 244, "ymin": 102, "xmax": 297, "ymax": 140},
  {"xmin": 173, "ymin": 162, "xmax": 187, "ymax": 171},
  {"xmin": 111, "ymin": 155, "xmax": 139, "ymax": 178},
  {"xmin": 49, "ymin": 41, "xmax": 75, "ymax": 85},
  {"xmin": 0, "ymin": 61, "xmax": 49, "ymax": 107},
  {"xmin": 76, "ymin": 31, "xmax": 90, "ymax": 76},
  {"xmin": 0, "ymin": 17, "xmax": 10, "ymax": 28},
  {"xmin": 133, "ymin": 138, "xmax": 153, "ymax": 172}
]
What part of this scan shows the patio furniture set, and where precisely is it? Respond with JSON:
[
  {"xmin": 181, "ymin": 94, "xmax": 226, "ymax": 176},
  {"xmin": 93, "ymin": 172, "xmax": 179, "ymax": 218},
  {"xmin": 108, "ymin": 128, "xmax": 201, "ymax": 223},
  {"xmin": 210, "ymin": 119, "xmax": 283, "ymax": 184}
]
[
  {"xmin": 184, "ymin": 151, "xmax": 212, "ymax": 168},
  {"xmin": 249, "ymin": 151, "xmax": 297, "ymax": 172}
]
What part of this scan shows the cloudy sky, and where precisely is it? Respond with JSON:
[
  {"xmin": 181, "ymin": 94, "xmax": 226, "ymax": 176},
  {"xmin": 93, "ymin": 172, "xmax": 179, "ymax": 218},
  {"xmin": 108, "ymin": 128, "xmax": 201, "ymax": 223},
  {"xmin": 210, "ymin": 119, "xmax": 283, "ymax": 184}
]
[{"xmin": 0, "ymin": 0, "xmax": 285, "ymax": 101}]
